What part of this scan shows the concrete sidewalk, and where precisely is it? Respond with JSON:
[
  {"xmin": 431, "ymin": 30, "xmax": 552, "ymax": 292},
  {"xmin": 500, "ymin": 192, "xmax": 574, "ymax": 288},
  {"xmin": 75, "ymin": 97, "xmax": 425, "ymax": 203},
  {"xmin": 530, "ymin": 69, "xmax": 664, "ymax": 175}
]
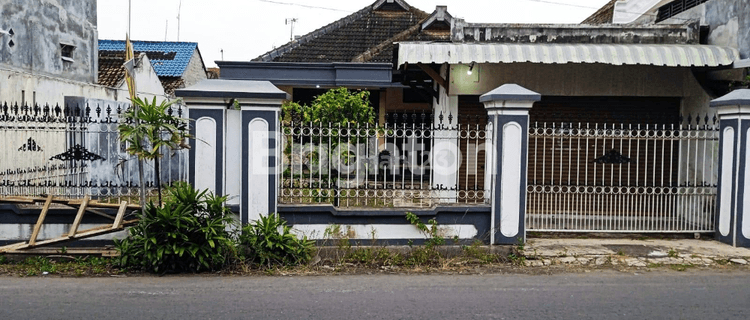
[{"xmin": 523, "ymin": 238, "xmax": 750, "ymax": 267}]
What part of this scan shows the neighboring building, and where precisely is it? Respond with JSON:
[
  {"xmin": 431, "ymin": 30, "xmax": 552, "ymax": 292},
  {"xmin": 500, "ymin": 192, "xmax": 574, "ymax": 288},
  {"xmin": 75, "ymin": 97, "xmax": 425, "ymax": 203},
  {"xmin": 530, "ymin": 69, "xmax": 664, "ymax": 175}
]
[
  {"xmin": 0, "ymin": 0, "xmax": 98, "ymax": 84},
  {"xmin": 583, "ymin": 0, "xmax": 750, "ymax": 63},
  {"xmin": 0, "ymin": 0, "xmax": 176, "ymax": 104},
  {"xmin": 219, "ymin": 0, "xmax": 454, "ymax": 126},
  {"xmin": 98, "ymin": 51, "xmax": 167, "ymax": 99},
  {"xmin": 98, "ymin": 40, "xmax": 208, "ymax": 96}
]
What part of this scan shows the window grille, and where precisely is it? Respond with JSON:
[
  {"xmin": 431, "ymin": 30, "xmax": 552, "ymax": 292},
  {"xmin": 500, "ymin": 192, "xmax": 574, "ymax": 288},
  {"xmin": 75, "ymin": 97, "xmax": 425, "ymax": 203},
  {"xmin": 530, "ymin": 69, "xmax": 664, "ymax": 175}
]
[{"xmin": 656, "ymin": 0, "xmax": 711, "ymax": 22}]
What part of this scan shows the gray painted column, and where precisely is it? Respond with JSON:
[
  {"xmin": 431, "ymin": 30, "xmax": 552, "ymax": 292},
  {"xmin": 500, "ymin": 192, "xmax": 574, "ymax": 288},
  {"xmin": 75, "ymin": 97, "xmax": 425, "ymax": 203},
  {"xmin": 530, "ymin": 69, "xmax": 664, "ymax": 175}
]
[
  {"xmin": 480, "ymin": 84, "xmax": 540, "ymax": 245},
  {"xmin": 176, "ymin": 80, "xmax": 289, "ymax": 224},
  {"xmin": 711, "ymin": 89, "xmax": 750, "ymax": 247}
]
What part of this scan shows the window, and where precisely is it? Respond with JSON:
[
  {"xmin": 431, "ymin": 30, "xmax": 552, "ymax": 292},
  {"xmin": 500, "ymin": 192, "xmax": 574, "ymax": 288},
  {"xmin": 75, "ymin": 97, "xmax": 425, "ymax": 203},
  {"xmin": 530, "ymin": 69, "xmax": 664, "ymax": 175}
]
[
  {"xmin": 60, "ymin": 43, "xmax": 75, "ymax": 62},
  {"xmin": 656, "ymin": 0, "xmax": 711, "ymax": 23}
]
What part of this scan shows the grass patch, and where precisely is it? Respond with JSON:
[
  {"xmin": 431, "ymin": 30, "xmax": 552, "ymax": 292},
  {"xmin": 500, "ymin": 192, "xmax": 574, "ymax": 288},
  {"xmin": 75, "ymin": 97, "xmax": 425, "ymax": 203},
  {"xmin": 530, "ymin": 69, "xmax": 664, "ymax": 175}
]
[
  {"xmin": 0, "ymin": 256, "xmax": 120, "ymax": 277},
  {"xmin": 668, "ymin": 263, "xmax": 694, "ymax": 272}
]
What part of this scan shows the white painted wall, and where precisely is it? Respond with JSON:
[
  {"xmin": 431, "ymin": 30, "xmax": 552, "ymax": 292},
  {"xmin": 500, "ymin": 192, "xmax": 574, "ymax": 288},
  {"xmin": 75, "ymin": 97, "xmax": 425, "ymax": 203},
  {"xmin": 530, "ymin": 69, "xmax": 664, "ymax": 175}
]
[
  {"xmin": 225, "ymin": 109, "xmax": 242, "ymax": 205},
  {"xmin": 500, "ymin": 121, "xmax": 523, "ymax": 238},
  {"xmin": 291, "ymin": 224, "xmax": 478, "ymax": 240},
  {"xmin": 195, "ymin": 117, "xmax": 218, "ymax": 194},
  {"xmin": 432, "ymin": 65, "xmax": 459, "ymax": 203},
  {"xmin": 719, "ymin": 126, "xmax": 734, "ymax": 237},
  {"xmin": 182, "ymin": 51, "xmax": 208, "ymax": 89},
  {"xmin": 0, "ymin": 223, "xmax": 127, "ymax": 241},
  {"xmin": 0, "ymin": 65, "xmax": 169, "ymax": 106},
  {"xmin": 248, "ymin": 118, "xmax": 270, "ymax": 222},
  {"xmin": 612, "ymin": 0, "xmax": 673, "ymax": 24},
  {"xmin": 114, "ymin": 54, "xmax": 166, "ymax": 99}
]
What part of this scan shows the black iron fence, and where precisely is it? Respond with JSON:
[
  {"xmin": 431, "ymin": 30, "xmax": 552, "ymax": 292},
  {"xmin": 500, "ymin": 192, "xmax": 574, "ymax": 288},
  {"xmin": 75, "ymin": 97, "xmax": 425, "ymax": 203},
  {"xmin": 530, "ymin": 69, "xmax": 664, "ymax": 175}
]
[{"xmin": 0, "ymin": 101, "xmax": 188, "ymax": 200}]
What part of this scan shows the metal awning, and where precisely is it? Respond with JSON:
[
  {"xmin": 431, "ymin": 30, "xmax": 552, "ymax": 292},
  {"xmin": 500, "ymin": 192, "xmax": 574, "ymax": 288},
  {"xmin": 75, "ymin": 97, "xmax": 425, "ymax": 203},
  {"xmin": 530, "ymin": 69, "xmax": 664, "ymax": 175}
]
[{"xmin": 396, "ymin": 43, "xmax": 739, "ymax": 68}]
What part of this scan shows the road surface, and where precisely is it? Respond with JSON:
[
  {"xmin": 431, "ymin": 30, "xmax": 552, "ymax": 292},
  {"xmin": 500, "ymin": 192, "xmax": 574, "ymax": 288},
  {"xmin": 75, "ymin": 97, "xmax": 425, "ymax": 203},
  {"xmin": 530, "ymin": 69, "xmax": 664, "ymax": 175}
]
[{"xmin": 1, "ymin": 271, "xmax": 748, "ymax": 319}]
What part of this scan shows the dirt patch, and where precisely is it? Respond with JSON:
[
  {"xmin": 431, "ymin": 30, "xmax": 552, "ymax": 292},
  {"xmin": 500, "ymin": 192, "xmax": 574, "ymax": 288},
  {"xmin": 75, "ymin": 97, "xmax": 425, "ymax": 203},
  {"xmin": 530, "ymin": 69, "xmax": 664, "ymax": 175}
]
[{"xmin": 603, "ymin": 245, "xmax": 655, "ymax": 257}]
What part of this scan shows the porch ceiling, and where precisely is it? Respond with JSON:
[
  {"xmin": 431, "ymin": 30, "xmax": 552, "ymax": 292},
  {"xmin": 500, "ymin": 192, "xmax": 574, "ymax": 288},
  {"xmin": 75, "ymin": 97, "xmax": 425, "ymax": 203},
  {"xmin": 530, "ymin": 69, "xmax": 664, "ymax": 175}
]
[{"xmin": 396, "ymin": 42, "xmax": 739, "ymax": 68}]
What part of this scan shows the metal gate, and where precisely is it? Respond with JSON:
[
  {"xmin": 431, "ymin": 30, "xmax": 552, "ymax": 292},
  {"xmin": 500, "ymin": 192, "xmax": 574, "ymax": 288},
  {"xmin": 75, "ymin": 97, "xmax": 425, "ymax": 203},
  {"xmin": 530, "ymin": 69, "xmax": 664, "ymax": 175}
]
[{"xmin": 526, "ymin": 118, "xmax": 718, "ymax": 233}]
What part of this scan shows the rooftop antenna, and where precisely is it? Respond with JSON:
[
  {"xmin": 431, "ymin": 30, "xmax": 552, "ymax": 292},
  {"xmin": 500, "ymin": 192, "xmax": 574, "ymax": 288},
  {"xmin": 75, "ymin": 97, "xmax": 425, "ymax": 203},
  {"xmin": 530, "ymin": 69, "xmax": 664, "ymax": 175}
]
[
  {"xmin": 164, "ymin": 20, "xmax": 169, "ymax": 41},
  {"xmin": 285, "ymin": 18, "xmax": 298, "ymax": 41},
  {"xmin": 177, "ymin": 0, "xmax": 182, "ymax": 41},
  {"xmin": 220, "ymin": 49, "xmax": 224, "ymax": 61}
]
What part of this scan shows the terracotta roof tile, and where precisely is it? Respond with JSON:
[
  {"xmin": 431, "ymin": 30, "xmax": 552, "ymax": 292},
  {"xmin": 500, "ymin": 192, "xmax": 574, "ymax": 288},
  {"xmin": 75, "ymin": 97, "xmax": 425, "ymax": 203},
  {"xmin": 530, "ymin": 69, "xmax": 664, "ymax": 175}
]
[
  {"xmin": 582, "ymin": 0, "xmax": 617, "ymax": 24},
  {"xmin": 97, "ymin": 51, "xmax": 127, "ymax": 87},
  {"xmin": 255, "ymin": 1, "xmax": 429, "ymax": 63}
]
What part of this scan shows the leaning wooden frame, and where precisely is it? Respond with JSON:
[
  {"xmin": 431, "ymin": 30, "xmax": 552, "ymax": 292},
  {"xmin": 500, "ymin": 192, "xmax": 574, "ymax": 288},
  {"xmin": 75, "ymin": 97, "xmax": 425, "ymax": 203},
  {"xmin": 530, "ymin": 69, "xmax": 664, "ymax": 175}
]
[{"xmin": 0, "ymin": 195, "xmax": 139, "ymax": 255}]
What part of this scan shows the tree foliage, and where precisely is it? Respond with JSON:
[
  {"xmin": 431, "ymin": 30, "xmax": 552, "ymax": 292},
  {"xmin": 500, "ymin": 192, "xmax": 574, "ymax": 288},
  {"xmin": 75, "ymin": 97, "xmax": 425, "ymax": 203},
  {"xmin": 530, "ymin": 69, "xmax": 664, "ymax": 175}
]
[
  {"xmin": 118, "ymin": 97, "xmax": 191, "ymax": 204},
  {"xmin": 282, "ymin": 87, "xmax": 375, "ymax": 126}
]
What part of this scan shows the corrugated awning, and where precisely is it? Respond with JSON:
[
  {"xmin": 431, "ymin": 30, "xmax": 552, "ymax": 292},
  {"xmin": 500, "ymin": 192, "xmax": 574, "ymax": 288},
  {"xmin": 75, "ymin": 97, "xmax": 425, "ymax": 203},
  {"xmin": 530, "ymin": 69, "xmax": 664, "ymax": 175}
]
[{"xmin": 396, "ymin": 43, "xmax": 739, "ymax": 68}]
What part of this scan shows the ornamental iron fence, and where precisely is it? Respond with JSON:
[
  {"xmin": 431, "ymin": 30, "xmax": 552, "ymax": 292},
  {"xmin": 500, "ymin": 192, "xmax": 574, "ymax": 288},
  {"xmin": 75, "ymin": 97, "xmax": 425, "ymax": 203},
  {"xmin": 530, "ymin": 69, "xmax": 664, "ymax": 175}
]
[
  {"xmin": 526, "ymin": 115, "xmax": 719, "ymax": 233},
  {"xmin": 0, "ymin": 101, "xmax": 188, "ymax": 201},
  {"xmin": 279, "ymin": 112, "xmax": 492, "ymax": 208}
]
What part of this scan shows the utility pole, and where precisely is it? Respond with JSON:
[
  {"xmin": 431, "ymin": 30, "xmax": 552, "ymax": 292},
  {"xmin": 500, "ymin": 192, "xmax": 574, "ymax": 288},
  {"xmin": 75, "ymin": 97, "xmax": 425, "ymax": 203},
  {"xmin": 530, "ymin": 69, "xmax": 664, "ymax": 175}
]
[
  {"xmin": 285, "ymin": 18, "xmax": 298, "ymax": 41},
  {"xmin": 177, "ymin": 0, "xmax": 182, "ymax": 41}
]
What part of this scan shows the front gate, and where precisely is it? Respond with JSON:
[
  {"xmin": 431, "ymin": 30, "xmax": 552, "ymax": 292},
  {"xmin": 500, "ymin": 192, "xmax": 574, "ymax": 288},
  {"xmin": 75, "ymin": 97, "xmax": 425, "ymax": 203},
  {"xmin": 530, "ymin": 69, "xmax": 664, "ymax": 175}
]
[{"xmin": 526, "ymin": 118, "xmax": 719, "ymax": 233}]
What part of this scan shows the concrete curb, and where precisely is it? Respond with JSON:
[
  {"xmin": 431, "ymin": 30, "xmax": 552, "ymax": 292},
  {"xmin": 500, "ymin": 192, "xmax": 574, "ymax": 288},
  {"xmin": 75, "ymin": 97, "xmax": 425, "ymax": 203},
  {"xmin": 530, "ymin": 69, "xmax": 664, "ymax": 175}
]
[{"xmin": 523, "ymin": 239, "xmax": 750, "ymax": 267}]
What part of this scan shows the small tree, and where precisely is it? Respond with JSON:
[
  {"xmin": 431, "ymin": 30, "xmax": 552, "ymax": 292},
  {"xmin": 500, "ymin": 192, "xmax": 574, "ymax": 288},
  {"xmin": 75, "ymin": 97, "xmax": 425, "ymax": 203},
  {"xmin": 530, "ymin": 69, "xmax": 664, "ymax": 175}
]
[
  {"xmin": 118, "ymin": 97, "xmax": 190, "ymax": 205},
  {"xmin": 282, "ymin": 87, "xmax": 375, "ymax": 126}
]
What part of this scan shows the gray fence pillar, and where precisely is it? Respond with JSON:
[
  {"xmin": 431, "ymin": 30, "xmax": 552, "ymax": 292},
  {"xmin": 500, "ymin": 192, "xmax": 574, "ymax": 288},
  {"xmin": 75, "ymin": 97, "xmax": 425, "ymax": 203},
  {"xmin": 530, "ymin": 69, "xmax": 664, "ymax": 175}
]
[
  {"xmin": 176, "ymin": 80, "xmax": 289, "ymax": 224},
  {"xmin": 480, "ymin": 84, "xmax": 540, "ymax": 245},
  {"xmin": 711, "ymin": 89, "xmax": 750, "ymax": 247}
]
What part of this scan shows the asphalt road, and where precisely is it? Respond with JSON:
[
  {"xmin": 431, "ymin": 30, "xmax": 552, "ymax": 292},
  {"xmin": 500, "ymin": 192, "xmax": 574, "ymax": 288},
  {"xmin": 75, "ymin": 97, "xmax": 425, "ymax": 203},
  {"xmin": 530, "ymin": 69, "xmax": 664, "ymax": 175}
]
[{"xmin": 1, "ymin": 271, "xmax": 748, "ymax": 319}]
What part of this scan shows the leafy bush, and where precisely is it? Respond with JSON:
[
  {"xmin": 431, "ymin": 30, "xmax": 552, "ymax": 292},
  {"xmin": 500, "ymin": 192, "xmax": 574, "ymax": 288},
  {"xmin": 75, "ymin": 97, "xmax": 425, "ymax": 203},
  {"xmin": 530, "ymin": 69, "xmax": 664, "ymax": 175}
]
[
  {"xmin": 115, "ymin": 182, "xmax": 235, "ymax": 273},
  {"xmin": 282, "ymin": 87, "xmax": 375, "ymax": 126},
  {"xmin": 238, "ymin": 213, "xmax": 314, "ymax": 268}
]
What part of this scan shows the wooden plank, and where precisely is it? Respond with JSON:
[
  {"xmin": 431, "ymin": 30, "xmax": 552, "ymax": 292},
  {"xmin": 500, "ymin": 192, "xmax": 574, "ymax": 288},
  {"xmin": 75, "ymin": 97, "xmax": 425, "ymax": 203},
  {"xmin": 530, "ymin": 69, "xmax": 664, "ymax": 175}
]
[
  {"xmin": 111, "ymin": 201, "xmax": 128, "ymax": 230},
  {"xmin": 5, "ymin": 219, "xmax": 138, "ymax": 252},
  {"xmin": 85, "ymin": 208, "xmax": 116, "ymax": 220},
  {"xmin": 28, "ymin": 195, "xmax": 54, "ymax": 246},
  {"xmin": 0, "ymin": 248, "xmax": 120, "ymax": 257},
  {"xmin": 86, "ymin": 200, "xmax": 141, "ymax": 210},
  {"xmin": 417, "ymin": 63, "xmax": 447, "ymax": 89},
  {"xmin": 68, "ymin": 195, "xmax": 89, "ymax": 237},
  {"xmin": 0, "ymin": 197, "xmax": 35, "ymax": 204},
  {"xmin": 3, "ymin": 248, "xmax": 118, "ymax": 257}
]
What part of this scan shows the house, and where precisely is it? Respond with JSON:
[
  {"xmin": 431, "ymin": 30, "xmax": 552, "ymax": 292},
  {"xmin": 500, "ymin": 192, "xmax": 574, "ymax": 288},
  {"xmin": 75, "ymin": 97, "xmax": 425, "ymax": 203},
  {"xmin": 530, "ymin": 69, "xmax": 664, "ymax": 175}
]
[
  {"xmin": 0, "ymin": 1, "xmax": 188, "ymax": 245},
  {"xmin": 219, "ymin": 0, "xmax": 453, "ymax": 126},
  {"xmin": 582, "ymin": 0, "xmax": 750, "ymax": 92},
  {"xmin": 0, "ymin": 0, "xmax": 178, "ymax": 104},
  {"xmin": 98, "ymin": 51, "xmax": 168, "ymax": 98},
  {"xmin": 201, "ymin": 0, "xmax": 744, "ymax": 241},
  {"xmin": 98, "ymin": 40, "xmax": 209, "ymax": 96}
]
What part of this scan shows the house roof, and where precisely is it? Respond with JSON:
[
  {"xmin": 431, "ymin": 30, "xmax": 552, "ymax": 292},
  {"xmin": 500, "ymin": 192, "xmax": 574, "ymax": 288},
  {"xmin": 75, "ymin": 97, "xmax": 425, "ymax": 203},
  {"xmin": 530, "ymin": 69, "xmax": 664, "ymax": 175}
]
[
  {"xmin": 98, "ymin": 40, "xmax": 200, "ymax": 77},
  {"xmin": 396, "ymin": 42, "xmax": 739, "ymax": 68},
  {"xmin": 581, "ymin": 0, "xmax": 617, "ymax": 24},
  {"xmin": 175, "ymin": 79, "xmax": 290, "ymax": 100},
  {"xmin": 97, "ymin": 50, "xmax": 128, "ymax": 87},
  {"xmin": 254, "ymin": 0, "xmax": 441, "ymax": 63}
]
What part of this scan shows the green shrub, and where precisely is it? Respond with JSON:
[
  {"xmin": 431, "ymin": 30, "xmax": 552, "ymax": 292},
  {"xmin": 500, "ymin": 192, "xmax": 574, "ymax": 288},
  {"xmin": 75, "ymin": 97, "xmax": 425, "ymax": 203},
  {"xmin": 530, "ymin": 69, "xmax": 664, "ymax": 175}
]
[
  {"xmin": 114, "ymin": 182, "xmax": 236, "ymax": 273},
  {"xmin": 281, "ymin": 87, "xmax": 375, "ymax": 126},
  {"xmin": 238, "ymin": 213, "xmax": 314, "ymax": 268}
]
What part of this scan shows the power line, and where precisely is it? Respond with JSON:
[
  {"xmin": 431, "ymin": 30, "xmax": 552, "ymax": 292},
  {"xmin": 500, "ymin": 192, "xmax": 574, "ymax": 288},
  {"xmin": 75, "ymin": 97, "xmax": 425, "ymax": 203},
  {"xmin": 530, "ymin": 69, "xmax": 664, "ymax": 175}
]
[{"xmin": 258, "ymin": 0, "xmax": 354, "ymax": 13}]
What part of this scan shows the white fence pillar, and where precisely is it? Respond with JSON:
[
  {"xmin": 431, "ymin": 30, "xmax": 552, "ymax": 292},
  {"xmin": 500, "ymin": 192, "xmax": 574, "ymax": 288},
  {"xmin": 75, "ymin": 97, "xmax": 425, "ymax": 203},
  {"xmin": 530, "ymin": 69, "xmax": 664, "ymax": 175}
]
[
  {"xmin": 176, "ymin": 80, "xmax": 289, "ymax": 224},
  {"xmin": 711, "ymin": 89, "xmax": 750, "ymax": 247},
  {"xmin": 481, "ymin": 84, "xmax": 540, "ymax": 245}
]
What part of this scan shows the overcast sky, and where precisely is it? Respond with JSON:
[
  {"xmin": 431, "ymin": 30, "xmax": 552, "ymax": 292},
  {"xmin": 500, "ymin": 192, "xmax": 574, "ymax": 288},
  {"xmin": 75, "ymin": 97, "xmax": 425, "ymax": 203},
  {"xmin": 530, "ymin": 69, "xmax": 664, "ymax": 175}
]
[{"xmin": 97, "ymin": 0, "xmax": 611, "ymax": 68}]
